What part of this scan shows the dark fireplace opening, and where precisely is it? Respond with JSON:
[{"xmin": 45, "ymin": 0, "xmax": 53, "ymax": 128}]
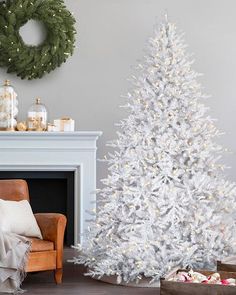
[{"xmin": 0, "ymin": 171, "xmax": 74, "ymax": 246}]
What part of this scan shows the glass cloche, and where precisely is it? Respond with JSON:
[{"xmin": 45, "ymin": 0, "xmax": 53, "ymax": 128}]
[
  {"xmin": 27, "ymin": 98, "xmax": 48, "ymax": 131},
  {"xmin": 0, "ymin": 80, "xmax": 18, "ymax": 131}
]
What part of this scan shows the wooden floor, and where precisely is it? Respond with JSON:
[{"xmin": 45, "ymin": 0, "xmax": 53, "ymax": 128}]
[{"xmin": 23, "ymin": 248, "xmax": 160, "ymax": 294}]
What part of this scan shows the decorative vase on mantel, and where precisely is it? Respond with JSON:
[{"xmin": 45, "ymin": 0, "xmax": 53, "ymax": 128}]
[
  {"xmin": 27, "ymin": 98, "xmax": 48, "ymax": 131},
  {"xmin": 0, "ymin": 80, "xmax": 18, "ymax": 131}
]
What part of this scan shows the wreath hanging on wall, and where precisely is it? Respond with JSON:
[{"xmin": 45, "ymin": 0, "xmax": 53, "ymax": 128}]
[{"xmin": 0, "ymin": 0, "xmax": 76, "ymax": 80}]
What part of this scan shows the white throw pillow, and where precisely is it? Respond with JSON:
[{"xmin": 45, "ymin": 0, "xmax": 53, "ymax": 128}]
[{"xmin": 0, "ymin": 199, "xmax": 42, "ymax": 239}]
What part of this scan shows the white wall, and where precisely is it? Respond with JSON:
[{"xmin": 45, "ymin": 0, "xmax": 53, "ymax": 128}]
[{"xmin": 0, "ymin": 0, "xmax": 236, "ymax": 184}]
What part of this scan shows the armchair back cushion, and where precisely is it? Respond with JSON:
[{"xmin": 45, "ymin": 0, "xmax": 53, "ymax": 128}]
[{"xmin": 0, "ymin": 179, "xmax": 29, "ymax": 201}]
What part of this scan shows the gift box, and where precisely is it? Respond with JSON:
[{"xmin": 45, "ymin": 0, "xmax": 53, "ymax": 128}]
[
  {"xmin": 54, "ymin": 117, "xmax": 75, "ymax": 132},
  {"xmin": 160, "ymin": 269, "xmax": 236, "ymax": 295}
]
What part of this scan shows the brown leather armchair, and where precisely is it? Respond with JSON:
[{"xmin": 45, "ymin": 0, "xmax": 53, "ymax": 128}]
[{"xmin": 0, "ymin": 179, "xmax": 67, "ymax": 284}]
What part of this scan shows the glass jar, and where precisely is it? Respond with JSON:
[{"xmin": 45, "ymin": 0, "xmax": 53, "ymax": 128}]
[
  {"xmin": 0, "ymin": 80, "xmax": 18, "ymax": 131},
  {"xmin": 27, "ymin": 98, "xmax": 48, "ymax": 131}
]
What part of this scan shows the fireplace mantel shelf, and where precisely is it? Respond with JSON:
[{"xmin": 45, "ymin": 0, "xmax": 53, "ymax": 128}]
[
  {"xmin": 0, "ymin": 131, "xmax": 102, "ymax": 152},
  {"xmin": 0, "ymin": 130, "xmax": 102, "ymax": 245},
  {"xmin": 0, "ymin": 131, "xmax": 102, "ymax": 140}
]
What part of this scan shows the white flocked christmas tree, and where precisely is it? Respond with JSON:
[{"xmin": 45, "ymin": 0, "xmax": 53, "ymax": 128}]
[{"xmin": 73, "ymin": 17, "xmax": 236, "ymax": 284}]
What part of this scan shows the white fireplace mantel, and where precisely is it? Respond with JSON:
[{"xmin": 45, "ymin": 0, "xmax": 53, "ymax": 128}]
[{"xmin": 0, "ymin": 131, "xmax": 102, "ymax": 245}]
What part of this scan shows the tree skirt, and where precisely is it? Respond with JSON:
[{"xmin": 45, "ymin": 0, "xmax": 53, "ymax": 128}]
[{"xmin": 93, "ymin": 275, "xmax": 160, "ymax": 288}]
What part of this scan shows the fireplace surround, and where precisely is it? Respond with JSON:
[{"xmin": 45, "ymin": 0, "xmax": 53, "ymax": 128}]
[{"xmin": 0, "ymin": 131, "xmax": 102, "ymax": 245}]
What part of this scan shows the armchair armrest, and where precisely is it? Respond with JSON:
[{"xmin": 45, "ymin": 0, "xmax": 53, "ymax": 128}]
[{"xmin": 34, "ymin": 213, "xmax": 67, "ymax": 269}]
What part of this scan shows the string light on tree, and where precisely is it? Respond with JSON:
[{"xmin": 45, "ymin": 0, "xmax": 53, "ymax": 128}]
[{"xmin": 72, "ymin": 16, "xmax": 236, "ymax": 285}]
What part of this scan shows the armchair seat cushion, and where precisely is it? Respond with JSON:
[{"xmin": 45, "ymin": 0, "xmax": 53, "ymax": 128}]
[{"xmin": 28, "ymin": 237, "xmax": 54, "ymax": 252}]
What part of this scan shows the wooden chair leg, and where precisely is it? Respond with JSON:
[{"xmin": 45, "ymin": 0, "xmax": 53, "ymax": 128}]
[{"xmin": 54, "ymin": 268, "xmax": 63, "ymax": 284}]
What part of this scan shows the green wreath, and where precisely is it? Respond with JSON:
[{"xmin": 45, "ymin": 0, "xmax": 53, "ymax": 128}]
[{"xmin": 0, "ymin": 0, "xmax": 76, "ymax": 80}]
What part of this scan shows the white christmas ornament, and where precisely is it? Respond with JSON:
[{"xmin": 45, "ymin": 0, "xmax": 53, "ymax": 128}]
[{"xmin": 72, "ymin": 17, "xmax": 236, "ymax": 284}]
